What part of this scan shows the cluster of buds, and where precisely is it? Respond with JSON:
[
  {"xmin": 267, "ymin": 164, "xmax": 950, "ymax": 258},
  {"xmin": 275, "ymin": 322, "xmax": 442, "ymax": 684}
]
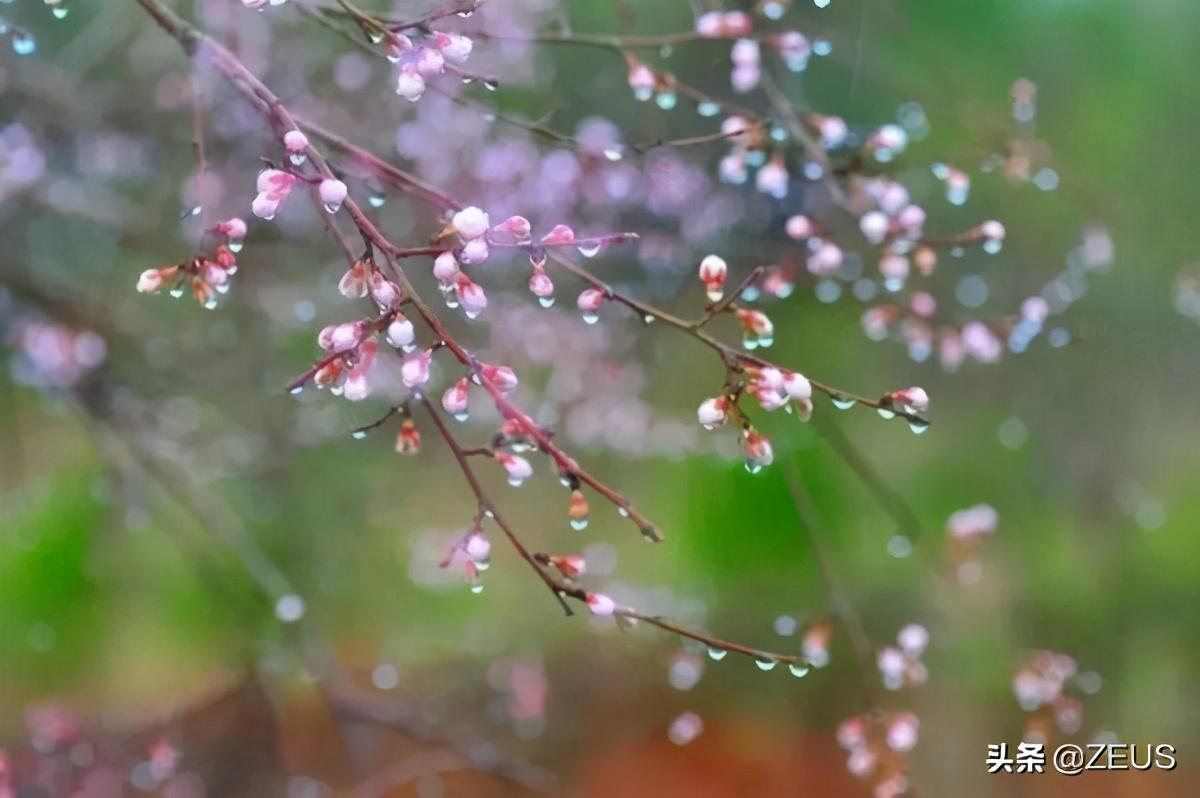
[
  {"xmin": 781, "ymin": 214, "xmax": 848, "ymax": 278},
  {"xmin": 338, "ymin": 258, "xmax": 404, "ymax": 312},
  {"xmin": 8, "ymin": 319, "xmax": 106, "ymax": 390},
  {"xmin": 136, "ymin": 238, "xmax": 240, "ymax": 309},
  {"xmin": 312, "ymin": 321, "xmax": 377, "ymax": 400},
  {"xmin": 747, "ymin": 366, "xmax": 813, "ymax": 417},
  {"xmin": 391, "ymin": 30, "xmax": 474, "ymax": 102},
  {"xmin": 837, "ymin": 712, "xmax": 920, "ymax": 798},
  {"xmin": 716, "ymin": 115, "xmax": 784, "ymax": 190},
  {"xmin": 946, "ymin": 503, "xmax": 998, "ymax": 584},
  {"xmin": 430, "ymin": 207, "xmax": 629, "ymax": 319},
  {"xmin": 252, "ymin": 132, "xmax": 348, "ymax": 219},
  {"xmin": 624, "ymin": 55, "xmax": 680, "ymax": 110},
  {"xmin": 876, "ymin": 624, "xmax": 930, "ymax": 691},
  {"xmin": 694, "ymin": 10, "xmax": 753, "ymax": 38},
  {"xmin": 1013, "ymin": 651, "xmax": 1087, "ymax": 740}
]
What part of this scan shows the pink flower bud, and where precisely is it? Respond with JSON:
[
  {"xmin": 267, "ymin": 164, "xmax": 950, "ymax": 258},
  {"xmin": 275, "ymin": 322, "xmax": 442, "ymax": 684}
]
[
  {"xmin": 697, "ymin": 396, "xmax": 728, "ymax": 429},
  {"xmin": 889, "ymin": 386, "xmax": 929, "ymax": 414},
  {"xmin": 434, "ymin": 32, "xmax": 473, "ymax": 64},
  {"xmin": 202, "ymin": 261, "xmax": 227, "ymax": 287},
  {"xmin": 370, "ymin": 272, "xmax": 399, "ymax": 309},
  {"xmin": 730, "ymin": 39, "xmax": 760, "ymax": 68},
  {"xmin": 456, "ymin": 276, "xmax": 488, "ymax": 317},
  {"xmin": 256, "ymin": 169, "xmax": 297, "ymax": 200},
  {"xmin": 783, "ymin": 371, "xmax": 812, "ymax": 401},
  {"xmin": 859, "ymin": 210, "xmax": 890, "ymax": 244},
  {"xmin": 887, "ymin": 713, "xmax": 920, "ymax": 753},
  {"xmin": 465, "ymin": 531, "xmax": 491, "ymax": 565},
  {"xmin": 529, "ymin": 266, "xmax": 554, "ymax": 299},
  {"xmin": 723, "ymin": 11, "xmax": 752, "ymax": 36},
  {"xmin": 736, "ymin": 309, "xmax": 773, "ymax": 338},
  {"xmin": 628, "ymin": 63, "xmax": 656, "ymax": 101},
  {"xmin": 329, "ymin": 322, "xmax": 362, "ymax": 352},
  {"xmin": 743, "ymin": 430, "xmax": 774, "ymax": 472},
  {"xmin": 549, "ymin": 554, "xmax": 586, "ymax": 579},
  {"xmin": 251, "ymin": 194, "xmax": 281, "ymax": 220},
  {"xmin": 785, "ymin": 215, "xmax": 814, "ymax": 240},
  {"xmin": 414, "ymin": 47, "xmax": 445, "ymax": 78},
  {"xmin": 586, "ymin": 592, "xmax": 616, "ymax": 616},
  {"xmin": 481, "ymin": 363, "xmax": 518, "ymax": 393},
  {"xmin": 338, "ymin": 261, "xmax": 369, "ymax": 299},
  {"xmin": 386, "ymin": 315, "xmax": 415, "ymax": 349},
  {"xmin": 459, "ymin": 237, "xmax": 490, "ymax": 265},
  {"xmin": 343, "ymin": 372, "xmax": 370, "ymax": 402},
  {"xmin": 869, "ymin": 124, "xmax": 908, "ymax": 155},
  {"xmin": 451, "ymin": 206, "xmax": 490, "ymax": 240},
  {"xmin": 442, "ymin": 377, "xmax": 469, "ymax": 417},
  {"xmin": 879, "ymin": 252, "xmax": 910, "ymax": 281},
  {"xmin": 698, "ymin": 254, "xmax": 727, "ymax": 301},
  {"xmin": 495, "ymin": 214, "xmax": 532, "ymax": 242},
  {"xmin": 980, "ymin": 219, "xmax": 1006, "ymax": 241},
  {"xmin": 755, "ymin": 157, "xmax": 788, "ymax": 198},
  {"xmin": 401, "ymin": 350, "xmax": 432, "ymax": 388},
  {"xmin": 897, "ymin": 624, "xmax": 929, "ymax": 657},
  {"xmin": 433, "ymin": 252, "xmax": 461, "ymax": 285},
  {"xmin": 396, "ymin": 65, "xmax": 426, "ymax": 101},
  {"xmin": 695, "ymin": 12, "xmax": 723, "ymax": 38},
  {"xmin": 896, "ymin": 204, "xmax": 926, "ymax": 234},
  {"xmin": 818, "ymin": 115, "xmax": 848, "ymax": 148},
  {"xmin": 283, "ymin": 129, "xmax": 308, "ymax": 153},
  {"xmin": 215, "ymin": 217, "xmax": 247, "ymax": 239},
  {"xmin": 319, "ymin": 178, "xmax": 348, "ymax": 213},
  {"xmin": 731, "ymin": 64, "xmax": 761, "ymax": 94},
  {"xmin": 577, "ymin": 288, "xmax": 605, "ymax": 312},
  {"xmin": 495, "ymin": 452, "xmax": 533, "ymax": 486},
  {"xmin": 540, "ymin": 224, "xmax": 576, "ymax": 246},
  {"xmin": 137, "ymin": 269, "xmax": 165, "ymax": 293},
  {"xmin": 808, "ymin": 242, "xmax": 844, "ymax": 275}
]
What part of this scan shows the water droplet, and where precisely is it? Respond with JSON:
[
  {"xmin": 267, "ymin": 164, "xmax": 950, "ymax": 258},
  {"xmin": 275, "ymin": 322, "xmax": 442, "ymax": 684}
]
[
  {"xmin": 289, "ymin": 152, "xmax": 307, "ymax": 167},
  {"xmin": 367, "ymin": 30, "xmax": 384, "ymax": 44},
  {"xmin": 908, "ymin": 419, "xmax": 930, "ymax": 435},
  {"xmin": 483, "ymin": 78, "xmax": 499, "ymax": 92},
  {"xmin": 203, "ymin": 297, "xmax": 218, "ymax": 310},
  {"xmin": 368, "ymin": 192, "xmax": 387, "ymax": 208},
  {"xmin": 323, "ymin": 202, "xmax": 342, "ymax": 214},
  {"xmin": 744, "ymin": 461, "xmax": 763, "ymax": 475},
  {"xmin": 469, "ymin": 582, "xmax": 484, "ymax": 594},
  {"xmin": 351, "ymin": 430, "xmax": 368, "ymax": 440},
  {"xmin": 832, "ymin": 396, "xmax": 857, "ymax": 410},
  {"xmin": 814, "ymin": 0, "xmax": 831, "ymax": 7},
  {"xmin": 538, "ymin": 296, "xmax": 556, "ymax": 308},
  {"xmin": 788, "ymin": 662, "xmax": 810, "ymax": 678},
  {"xmin": 228, "ymin": 237, "xmax": 244, "ymax": 253},
  {"xmin": 617, "ymin": 507, "xmax": 630, "ymax": 518},
  {"xmin": 655, "ymin": 91, "xmax": 677, "ymax": 111},
  {"xmin": 570, "ymin": 518, "xmax": 589, "ymax": 531},
  {"xmin": 706, "ymin": 646, "xmax": 728, "ymax": 661},
  {"xmin": 168, "ymin": 285, "xmax": 184, "ymax": 299},
  {"xmin": 642, "ymin": 314, "xmax": 655, "ymax": 325},
  {"xmin": 877, "ymin": 407, "xmax": 895, "ymax": 420},
  {"xmin": 12, "ymin": 31, "xmax": 36, "ymax": 56},
  {"xmin": 754, "ymin": 657, "xmax": 778, "ymax": 671},
  {"xmin": 581, "ymin": 311, "xmax": 599, "ymax": 325},
  {"xmin": 507, "ymin": 476, "xmax": 526, "ymax": 487},
  {"xmin": 51, "ymin": 6, "xmax": 69, "ymax": 20},
  {"xmin": 603, "ymin": 146, "xmax": 624, "ymax": 162},
  {"xmin": 697, "ymin": 101, "xmax": 720, "ymax": 118},
  {"xmin": 577, "ymin": 242, "xmax": 601, "ymax": 258},
  {"xmin": 290, "ymin": 385, "xmax": 304, "ymax": 395},
  {"xmin": 454, "ymin": 412, "xmax": 469, "ymax": 423}
]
